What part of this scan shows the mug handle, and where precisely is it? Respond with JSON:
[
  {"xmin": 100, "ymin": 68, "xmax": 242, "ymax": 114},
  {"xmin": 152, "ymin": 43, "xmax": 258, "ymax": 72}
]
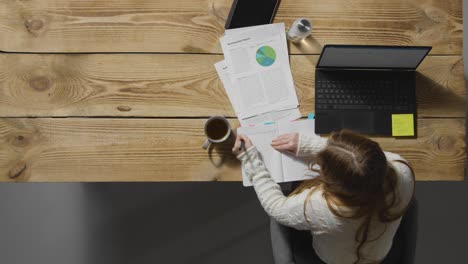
[{"xmin": 202, "ymin": 139, "xmax": 211, "ymax": 149}]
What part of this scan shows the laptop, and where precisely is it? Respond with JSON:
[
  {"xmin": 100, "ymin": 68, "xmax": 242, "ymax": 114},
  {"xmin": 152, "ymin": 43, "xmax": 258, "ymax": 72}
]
[{"xmin": 315, "ymin": 45, "xmax": 431, "ymax": 136}]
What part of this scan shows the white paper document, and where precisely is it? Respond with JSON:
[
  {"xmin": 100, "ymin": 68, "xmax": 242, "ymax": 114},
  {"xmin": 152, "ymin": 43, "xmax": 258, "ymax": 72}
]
[
  {"xmin": 215, "ymin": 60, "xmax": 301, "ymax": 126},
  {"xmin": 215, "ymin": 60, "xmax": 240, "ymax": 115},
  {"xmin": 224, "ymin": 24, "xmax": 287, "ymax": 42},
  {"xmin": 241, "ymin": 107, "xmax": 301, "ymax": 126},
  {"xmin": 237, "ymin": 119, "xmax": 319, "ymax": 187},
  {"xmin": 220, "ymin": 23, "xmax": 298, "ymax": 119}
]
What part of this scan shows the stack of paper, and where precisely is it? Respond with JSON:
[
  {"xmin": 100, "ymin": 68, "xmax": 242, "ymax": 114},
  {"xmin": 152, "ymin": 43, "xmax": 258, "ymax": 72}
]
[{"xmin": 215, "ymin": 23, "xmax": 301, "ymax": 126}]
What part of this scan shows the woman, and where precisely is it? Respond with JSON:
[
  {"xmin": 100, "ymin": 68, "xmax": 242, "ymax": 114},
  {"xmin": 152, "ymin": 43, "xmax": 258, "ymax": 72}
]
[{"xmin": 232, "ymin": 130, "xmax": 414, "ymax": 264}]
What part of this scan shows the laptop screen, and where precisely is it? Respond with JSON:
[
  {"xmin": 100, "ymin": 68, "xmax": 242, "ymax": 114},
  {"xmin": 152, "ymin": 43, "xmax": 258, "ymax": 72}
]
[{"xmin": 317, "ymin": 45, "xmax": 431, "ymax": 70}]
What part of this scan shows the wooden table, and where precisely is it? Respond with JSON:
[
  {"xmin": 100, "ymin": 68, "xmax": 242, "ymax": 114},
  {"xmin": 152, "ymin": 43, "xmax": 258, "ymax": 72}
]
[{"xmin": 0, "ymin": 0, "xmax": 465, "ymax": 182}]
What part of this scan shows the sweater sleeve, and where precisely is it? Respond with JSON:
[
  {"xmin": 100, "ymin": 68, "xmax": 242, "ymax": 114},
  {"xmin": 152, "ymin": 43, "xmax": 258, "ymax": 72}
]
[
  {"xmin": 384, "ymin": 151, "xmax": 415, "ymax": 213},
  {"xmin": 237, "ymin": 147, "xmax": 312, "ymax": 230},
  {"xmin": 296, "ymin": 133, "xmax": 328, "ymax": 157}
]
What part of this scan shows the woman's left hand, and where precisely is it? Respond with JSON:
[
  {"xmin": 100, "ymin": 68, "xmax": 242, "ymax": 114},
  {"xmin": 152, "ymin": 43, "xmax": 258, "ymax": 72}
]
[{"xmin": 271, "ymin": 133, "xmax": 299, "ymax": 155}]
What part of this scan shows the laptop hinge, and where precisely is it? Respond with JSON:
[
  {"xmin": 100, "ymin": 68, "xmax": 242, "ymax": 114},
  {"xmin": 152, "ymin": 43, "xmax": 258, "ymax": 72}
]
[{"xmin": 316, "ymin": 67, "xmax": 414, "ymax": 72}]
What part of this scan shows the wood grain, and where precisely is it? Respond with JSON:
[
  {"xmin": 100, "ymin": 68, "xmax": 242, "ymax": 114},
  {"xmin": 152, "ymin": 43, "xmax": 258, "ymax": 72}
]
[
  {"xmin": 0, "ymin": 118, "xmax": 464, "ymax": 182},
  {"xmin": 0, "ymin": 0, "xmax": 462, "ymax": 54},
  {"xmin": 0, "ymin": 54, "xmax": 464, "ymax": 118}
]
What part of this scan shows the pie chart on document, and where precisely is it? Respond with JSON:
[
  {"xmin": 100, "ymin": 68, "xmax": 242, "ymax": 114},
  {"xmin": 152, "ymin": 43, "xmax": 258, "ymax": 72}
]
[{"xmin": 256, "ymin": 46, "xmax": 276, "ymax": 67}]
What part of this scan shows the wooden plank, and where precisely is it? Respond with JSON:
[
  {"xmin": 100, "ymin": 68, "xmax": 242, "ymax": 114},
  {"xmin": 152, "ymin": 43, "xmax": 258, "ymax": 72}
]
[
  {"xmin": 0, "ymin": 54, "xmax": 464, "ymax": 118},
  {"xmin": 0, "ymin": 0, "xmax": 462, "ymax": 54},
  {"xmin": 0, "ymin": 118, "xmax": 464, "ymax": 182},
  {"xmin": 0, "ymin": 53, "xmax": 230, "ymax": 117}
]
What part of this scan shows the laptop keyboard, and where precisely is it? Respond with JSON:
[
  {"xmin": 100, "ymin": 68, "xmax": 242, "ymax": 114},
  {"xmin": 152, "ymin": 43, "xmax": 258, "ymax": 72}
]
[{"xmin": 315, "ymin": 79, "xmax": 413, "ymax": 111}]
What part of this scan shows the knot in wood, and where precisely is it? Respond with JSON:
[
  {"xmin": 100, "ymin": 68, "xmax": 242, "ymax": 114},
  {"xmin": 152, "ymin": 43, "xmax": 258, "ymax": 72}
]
[
  {"xmin": 117, "ymin": 106, "xmax": 132, "ymax": 112},
  {"xmin": 436, "ymin": 135, "xmax": 455, "ymax": 152},
  {"xmin": 450, "ymin": 59, "xmax": 464, "ymax": 77},
  {"xmin": 9, "ymin": 161, "xmax": 27, "ymax": 179},
  {"xmin": 25, "ymin": 19, "xmax": 44, "ymax": 32},
  {"xmin": 29, "ymin": 76, "xmax": 52, "ymax": 91},
  {"xmin": 11, "ymin": 134, "xmax": 30, "ymax": 147}
]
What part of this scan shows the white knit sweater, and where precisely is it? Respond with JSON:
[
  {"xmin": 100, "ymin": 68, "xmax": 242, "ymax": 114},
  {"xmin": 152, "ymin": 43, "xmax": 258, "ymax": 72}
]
[{"xmin": 237, "ymin": 133, "xmax": 414, "ymax": 264}]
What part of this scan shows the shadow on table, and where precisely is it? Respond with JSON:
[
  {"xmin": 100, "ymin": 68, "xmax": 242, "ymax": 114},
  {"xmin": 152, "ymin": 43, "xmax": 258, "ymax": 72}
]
[
  {"xmin": 415, "ymin": 72, "xmax": 466, "ymax": 116},
  {"xmin": 207, "ymin": 135, "xmax": 239, "ymax": 169},
  {"xmin": 288, "ymin": 36, "xmax": 322, "ymax": 54}
]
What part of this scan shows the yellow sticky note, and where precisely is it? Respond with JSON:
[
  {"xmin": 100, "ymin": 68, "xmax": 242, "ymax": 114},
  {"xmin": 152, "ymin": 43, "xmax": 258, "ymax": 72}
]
[{"xmin": 392, "ymin": 114, "xmax": 414, "ymax": 137}]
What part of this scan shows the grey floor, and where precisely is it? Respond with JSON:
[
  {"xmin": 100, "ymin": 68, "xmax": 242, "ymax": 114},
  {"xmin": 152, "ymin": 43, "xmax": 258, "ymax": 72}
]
[
  {"xmin": 1, "ymin": 1, "xmax": 468, "ymax": 264},
  {"xmin": 0, "ymin": 182, "xmax": 468, "ymax": 264}
]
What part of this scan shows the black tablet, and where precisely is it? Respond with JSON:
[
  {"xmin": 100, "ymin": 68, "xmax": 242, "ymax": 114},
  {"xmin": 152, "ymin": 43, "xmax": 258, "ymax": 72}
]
[{"xmin": 225, "ymin": 0, "xmax": 280, "ymax": 29}]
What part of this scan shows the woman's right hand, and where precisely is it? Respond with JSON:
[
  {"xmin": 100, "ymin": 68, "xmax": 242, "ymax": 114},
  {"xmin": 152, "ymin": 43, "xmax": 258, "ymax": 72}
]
[
  {"xmin": 232, "ymin": 134, "xmax": 254, "ymax": 156},
  {"xmin": 271, "ymin": 133, "xmax": 299, "ymax": 155}
]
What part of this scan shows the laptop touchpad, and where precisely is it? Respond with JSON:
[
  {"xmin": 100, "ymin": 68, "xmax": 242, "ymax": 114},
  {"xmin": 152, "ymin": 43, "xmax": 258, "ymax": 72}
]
[{"xmin": 342, "ymin": 112, "xmax": 373, "ymax": 132}]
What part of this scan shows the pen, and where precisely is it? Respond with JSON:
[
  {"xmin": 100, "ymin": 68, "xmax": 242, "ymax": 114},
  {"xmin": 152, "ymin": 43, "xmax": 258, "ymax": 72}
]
[{"xmin": 239, "ymin": 140, "xmax": 246, "ymax": 151}]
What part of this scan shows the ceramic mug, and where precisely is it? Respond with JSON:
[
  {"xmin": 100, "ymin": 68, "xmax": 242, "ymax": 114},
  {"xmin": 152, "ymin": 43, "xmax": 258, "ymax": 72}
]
[{"xmin": 202, "ymin": 116, "xmax": 233, "ymax": 149}]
